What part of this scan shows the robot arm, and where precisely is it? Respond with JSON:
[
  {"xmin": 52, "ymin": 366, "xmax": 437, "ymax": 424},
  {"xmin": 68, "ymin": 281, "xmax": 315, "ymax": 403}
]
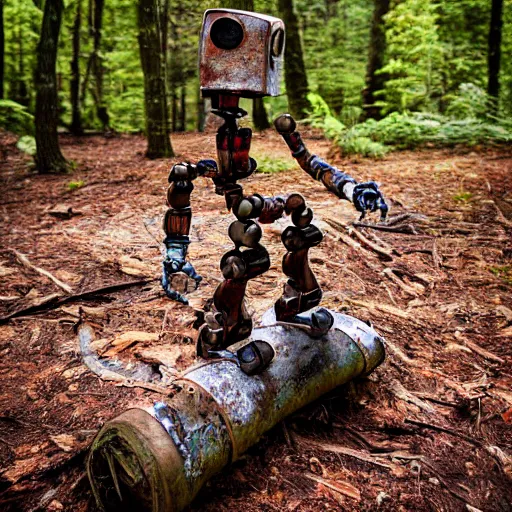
[
  {"xmin": 162, "ymin": 160, "xmax": 217, "ymax": 304},
  {"xmin": 274, "ymin": 114, "xmax": 388, "ymax": 221}
]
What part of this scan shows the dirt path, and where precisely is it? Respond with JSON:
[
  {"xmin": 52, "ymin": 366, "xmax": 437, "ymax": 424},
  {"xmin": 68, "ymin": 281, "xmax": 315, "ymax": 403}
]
[{"xmin": 0, "ymin": 129, "xmax": 511, "ymax": 511}]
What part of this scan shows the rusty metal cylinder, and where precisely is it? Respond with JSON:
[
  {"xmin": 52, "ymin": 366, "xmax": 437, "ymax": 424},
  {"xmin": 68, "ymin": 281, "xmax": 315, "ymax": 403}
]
[{"xmin": 87, "ymin": 309, "xmax": 385, "ymax": 512}]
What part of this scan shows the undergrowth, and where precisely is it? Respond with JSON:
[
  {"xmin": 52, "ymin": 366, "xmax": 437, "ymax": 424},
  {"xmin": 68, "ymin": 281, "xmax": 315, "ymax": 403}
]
[
  {"xmin": 305, "ymin": 86, "xmax": 512, "ymax": 158},
  {"xmin": 254, "ymin": 154, "xmax": 292, "ymax": 174}
]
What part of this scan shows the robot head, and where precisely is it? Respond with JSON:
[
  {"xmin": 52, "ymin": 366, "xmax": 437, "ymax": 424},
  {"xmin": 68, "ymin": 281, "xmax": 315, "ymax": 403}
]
[{"xmin": 199, "ymin": 9, "xmax": 285, "ymax": 98}]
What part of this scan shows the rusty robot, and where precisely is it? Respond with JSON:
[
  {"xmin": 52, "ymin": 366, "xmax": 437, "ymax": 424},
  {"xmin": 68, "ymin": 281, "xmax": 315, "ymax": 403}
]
[{"xmin": 161, "ymin": 9, "xmax": 388, "ymax": 375}]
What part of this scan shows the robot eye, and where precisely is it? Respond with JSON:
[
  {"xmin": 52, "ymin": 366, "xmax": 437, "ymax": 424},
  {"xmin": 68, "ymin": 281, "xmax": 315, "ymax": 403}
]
[
  {"xmin": 271, "ymin": 28, "xmax": 284, "ymax": 57},
  {"xmin": 210, "ymin": 17, "xmax": 244, "ymax": 50}
]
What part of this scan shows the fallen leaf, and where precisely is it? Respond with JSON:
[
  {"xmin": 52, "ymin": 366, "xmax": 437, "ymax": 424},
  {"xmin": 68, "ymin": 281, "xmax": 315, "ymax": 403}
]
[
  {"xmin": 502, "ymin": 408, "xmax": 512, "ymax": 424},
  {"xmin": 50, "ymin": 434, "xmax": 76, "ymax": 452}
]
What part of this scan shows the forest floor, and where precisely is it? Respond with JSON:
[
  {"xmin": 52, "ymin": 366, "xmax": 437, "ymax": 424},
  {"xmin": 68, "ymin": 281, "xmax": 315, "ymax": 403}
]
[{"xmin": 0, "ymin": 128, "xmax": 511, "ymax": 512}]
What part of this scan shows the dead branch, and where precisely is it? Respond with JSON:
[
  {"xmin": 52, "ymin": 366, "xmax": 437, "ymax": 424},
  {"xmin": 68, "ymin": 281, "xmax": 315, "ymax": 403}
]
[
  {"xmin": 0, "ymin": 278, "xmax": 158, "ymax": 324},
  {"xmin": 10, "ymin": 249, "xmax": 73, "ymax": 294},
  {"xmin": 353, "ymin": 222, "xmax": 418, "ymax": 235},
  {"xmin": 349, "ymin": 227, "xmax": 396, "ymax": 259}
]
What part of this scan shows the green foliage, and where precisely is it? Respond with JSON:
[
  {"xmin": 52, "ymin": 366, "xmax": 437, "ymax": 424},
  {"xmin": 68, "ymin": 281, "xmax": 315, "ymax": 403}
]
[
  {"xmin": 2, "ymin": 0, "xmax": 511, "ymax": 136},
  {"xmin": 489, "ymin": 265, "xmax": 512, "ymax": 285},
  {"xmin": 253, "ymin": 153, "xmax": 292, "ymax": 173},
  {"xmin": 67, "ymin": 180, "xmax": 85, "ymax": 190},
  {"xmin": 445, "ymin": 83, "xmax": 496, "ymax": 120},
  {"xmin": 0, "ymin": 100, "xmax": 34, "ymax": 135},
  {"xmin": 16, "ymin": 135, "xmax": 37, "ymax": 155},
  {"xmin": 378, "ymin": 0, "xmax": 445, "ymax": 114},
  {"xmin": 453, "ymin": 191, "xmax": 473, "ymax": 203},
  {"xmin": 350, "ymin": 112, "xmax": 512, "ymax": 148},
  {"xmin": 308, "ymin": 102, "xmax": 511, "ymax": 157},
  {"xmin": 337, "ymin": 133, "xmax": 389, "ymax": 158}
]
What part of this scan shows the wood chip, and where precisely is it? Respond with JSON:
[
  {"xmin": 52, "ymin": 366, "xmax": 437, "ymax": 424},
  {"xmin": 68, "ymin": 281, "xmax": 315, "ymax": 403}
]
[
  {"xmin": 103, "ymin": 331, "xmax": 160, "ymax": 356},
  {"xmin": 305, "ymin": 472, "xmax": 361, "ymax": 501},
  {"xmin": 50, "ymin": 434, "xmax": 76, "ymax": 452},
  {"xmin": 389, "ymin": 379, "xmax": 435, "ymax": 413}
]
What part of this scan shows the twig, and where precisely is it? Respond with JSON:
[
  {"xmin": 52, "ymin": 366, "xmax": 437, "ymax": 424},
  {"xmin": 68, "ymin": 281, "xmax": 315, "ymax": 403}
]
[
  {"xmin": 404, "ymin": 418, "xmax": 482, "ymax": 447},
  {"xmin": 412, "ymin": 393, "xmax": 461, "ymax": 409},
  {"xmin": 389, "ymin": 380, "xmax": 435, "ymax": 413},
  {"xmin": 463, "ymin": 339, "xmax": 505, "ymax": 364},
  {"xmin": 349, "ymin": 226, "xmax": 395, "ymax": 259},
  {"xmin": 432, "ymin": 240, "xmax": 441, "ymax": 269},
  {"xmin": 383, "ymin": 268, "xmax": 420, "ymax": 297},
  {"xmin": 0, "ymin": 278, "xmax": 158, "ymax": 324},
  {"xmin": 385, "ymin": 213, "xmax": 427, "ymax": 226},
  {"xmin": 344, "ymin": 297, "xmax": 411, "ymax": 320},
  {"xmin": 491, "ymin": 200, "xmax": 512, "ymax": 228},
  {"xmin": 294, "ymin": 434, "xmax": 392, "ymax": 469},
  {"xmin": 10, "ymin": 249, "xmax": 73, "ymax": 294},
  {"xmin": 353, "ymin": 222, "xmax": 418, "ymax": 235}
]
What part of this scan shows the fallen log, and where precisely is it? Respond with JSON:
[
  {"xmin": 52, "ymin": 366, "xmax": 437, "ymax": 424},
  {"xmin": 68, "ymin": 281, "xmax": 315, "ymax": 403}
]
[{"xmin": 86, "ymin": 309, "xmax": 386, "ymax": 512}]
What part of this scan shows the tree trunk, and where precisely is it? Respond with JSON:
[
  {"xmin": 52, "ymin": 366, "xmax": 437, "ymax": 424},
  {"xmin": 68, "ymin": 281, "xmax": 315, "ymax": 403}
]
[
  {"xmin": 362, "ymin": 0, "xmax": 390, "ymax": 120},
  {"xmin": 252, "ymin": 97, "xmax": 270, "ymax": 130},
  {"xmin": 138, "ymin": 0, "xmax": 174, "ymax": 158},
  {"xmin": 91, "ymin": 0, "xmax": 110, "ymax": 131},
  {"xmin": 278, "ymin": 0, "xmax": 311, "ymax": 119},
  {"xmin": 70, "ymin": 0, "xmax": 83, "ymax": 135},
  {"xmin": 487, "ymin": 0, "xmax": 503, "ymax": 110},
  {"xmin": 0, "ymin": 0, "xmax": 4, "ymax": 100},
  {"xmin": 179, "ymin": 84, "xmax": 186, "ymax": 131},
  {"xmin": 197, "ymin": 86, "xmax": 206, "ymax": 132},
  {"xmin": 35, "ymin": 0, "xmax": 69, "ymax": 173}
]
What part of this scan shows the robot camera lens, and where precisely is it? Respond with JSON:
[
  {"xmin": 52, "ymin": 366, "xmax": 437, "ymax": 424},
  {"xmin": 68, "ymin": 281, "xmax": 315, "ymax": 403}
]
[{"xmin": 210, "ymin": 17, "xmax": 244, "ymax": 50}]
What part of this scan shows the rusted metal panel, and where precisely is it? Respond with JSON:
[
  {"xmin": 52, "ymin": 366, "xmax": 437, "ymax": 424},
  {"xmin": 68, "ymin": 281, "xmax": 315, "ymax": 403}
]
[{"xmin": 199, "ymin": 9, "xmax": 285, "ymax": 97}]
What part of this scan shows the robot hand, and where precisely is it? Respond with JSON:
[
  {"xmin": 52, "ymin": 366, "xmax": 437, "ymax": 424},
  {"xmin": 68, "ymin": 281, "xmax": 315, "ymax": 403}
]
[
  {"xmin": 162, "ymin": 237, "xmax": 202, "ymax": 305},
  {"xmin": 352, "ymin": 181, "xmax": 388, "ymax": 221}
]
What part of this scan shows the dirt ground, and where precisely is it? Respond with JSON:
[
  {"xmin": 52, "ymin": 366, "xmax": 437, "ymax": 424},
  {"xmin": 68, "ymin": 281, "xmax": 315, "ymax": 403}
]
[{"xmin": 0, "ymin": 128, "xmax": 511, "ymax": 512}]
